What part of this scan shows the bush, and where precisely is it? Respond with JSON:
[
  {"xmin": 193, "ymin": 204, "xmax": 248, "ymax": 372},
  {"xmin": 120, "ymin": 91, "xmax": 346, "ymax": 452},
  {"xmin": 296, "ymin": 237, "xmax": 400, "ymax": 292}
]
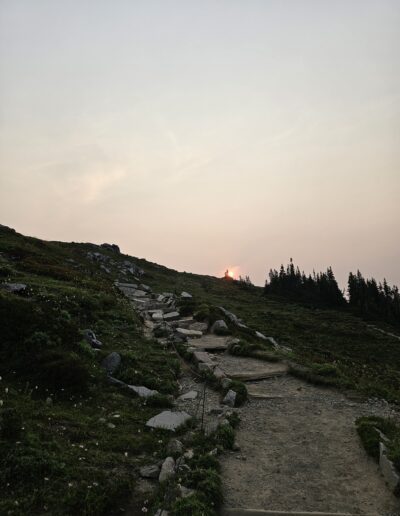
[
  {"xmin": 0, "ymin": 407, "xmax": 22, "ymax": 439},
  {"xmin": 194, "ymin": 304, "xmax": 210, "ymax": 322},
  {"xmin": 36, "ymin": 351, "xmax": 90, "ymax": 393},
  {"xmin": 170, "ymin": 494, "xmax": 215, "ymax": 516},
  {"xmin": 214, "ymin": 424, "xmax": 235, "ymax": 450},
  {"xmin": 311, "ymin": 363, "xmax": 338, "ymax": 377}
]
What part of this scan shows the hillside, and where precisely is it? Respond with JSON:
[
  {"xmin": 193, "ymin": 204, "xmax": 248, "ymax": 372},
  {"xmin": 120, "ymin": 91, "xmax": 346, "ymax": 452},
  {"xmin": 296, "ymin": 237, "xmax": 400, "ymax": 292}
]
[{"xmin": 1, "ymin": 224, "xmax": 400, "ymax": 515}]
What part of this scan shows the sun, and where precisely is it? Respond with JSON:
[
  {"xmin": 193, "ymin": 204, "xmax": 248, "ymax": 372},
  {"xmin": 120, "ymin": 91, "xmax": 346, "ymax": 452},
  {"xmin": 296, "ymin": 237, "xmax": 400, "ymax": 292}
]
[{"xmin": 228, "ymin": 270, "xmax": 234, "ymax": 278}]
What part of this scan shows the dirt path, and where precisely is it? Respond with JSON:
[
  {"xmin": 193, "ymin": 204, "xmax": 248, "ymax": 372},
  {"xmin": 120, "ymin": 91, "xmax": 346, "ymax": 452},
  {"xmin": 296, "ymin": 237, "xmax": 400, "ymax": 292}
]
[{"xmin": 217, "ymin": 370, "xmax": 400, "ymax": 514}]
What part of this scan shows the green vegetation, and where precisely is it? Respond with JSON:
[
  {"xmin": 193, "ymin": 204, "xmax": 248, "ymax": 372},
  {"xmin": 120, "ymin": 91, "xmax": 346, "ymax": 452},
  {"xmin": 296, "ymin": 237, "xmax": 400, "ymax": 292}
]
[
  {"xmin": 0, "ymin": 225, "xmax": 180, "ymax": 514},
  {"xmin": 356, "ymin": 416, "xmax": 400, "ymax": 471}
]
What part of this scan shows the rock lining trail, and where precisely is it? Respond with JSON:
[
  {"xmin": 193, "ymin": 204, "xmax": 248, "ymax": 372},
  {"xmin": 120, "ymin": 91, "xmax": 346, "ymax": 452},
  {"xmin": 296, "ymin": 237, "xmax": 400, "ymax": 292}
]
[{"xmin": 116, "ymin": 281, "xmax": 400, "ymax": 515}]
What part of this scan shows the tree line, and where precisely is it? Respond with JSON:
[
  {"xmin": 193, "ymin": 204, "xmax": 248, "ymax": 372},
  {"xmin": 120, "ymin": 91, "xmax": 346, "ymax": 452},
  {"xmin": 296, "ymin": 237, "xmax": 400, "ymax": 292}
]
[{"xmin": 264, "ymin": 259, "xmax": 400, "ymax": 328}]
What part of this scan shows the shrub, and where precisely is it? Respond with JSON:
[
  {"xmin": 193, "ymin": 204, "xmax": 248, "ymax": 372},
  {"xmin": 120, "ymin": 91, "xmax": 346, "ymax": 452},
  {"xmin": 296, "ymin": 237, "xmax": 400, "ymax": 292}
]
[
  {"xmin": 214, "ymin": 424, "xmax": 235, "ymax": 450},
  {"xmin": 194, "ymin": 304, "xmax": 210, "ymax": 322},
  {"xmin": 36, "ymin": 351, "xmax": 90, "ymax": 393},
  {"xmin": 311, "ymin": 363, "xmax": 338, "ymax": 377},
  {"xmin": 170, "ymin": 494, "xmax": 215, "ymax": 516},
  {"xmin": 224, "ymin": 380, "xmax": 247, "ymax": 406},
  {"xmin": 0, "ymin": 407, "xmax": 22, "ymax": 439}
]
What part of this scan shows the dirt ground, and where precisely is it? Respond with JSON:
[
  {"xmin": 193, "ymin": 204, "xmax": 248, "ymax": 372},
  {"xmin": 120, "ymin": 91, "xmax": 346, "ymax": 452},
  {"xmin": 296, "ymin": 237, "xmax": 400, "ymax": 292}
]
[{"xmin": 219, "ymin": 372, "xmax": 400, "ymax": 514}]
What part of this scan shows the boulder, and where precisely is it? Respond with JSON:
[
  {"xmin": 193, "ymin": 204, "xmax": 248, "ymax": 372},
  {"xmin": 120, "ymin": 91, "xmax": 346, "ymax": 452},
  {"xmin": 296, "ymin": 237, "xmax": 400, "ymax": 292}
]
[
  {"xmin": 166, "ymin": 438, "xmax": 184, "ymax": 455},
  {"xmin": 211, "ymin": 320, "xmax": 229, "ymax": 335},
  {"xmin": 222, "ymin": 389, "xmax": 237, "ymax": 407},
  {"xmin": 189, "ymin": 322, "xmax": 208, "ymax": 332},
  {"xmin": 129, "ymin": 385, "xmax": 159, "ymax": 398},
  {"xmin": 84, "ymin": 329, "xmax": 102, "ymax": 349},
  {"xmin": 176, "ymin": 328, "xmax": 203, "ymax": 339},
  {"xmin": 101, "ymin": 352, "xmax": 121, "ymax": 375},
  {"xmin": 178, "ymin": 485, "xmax": 195, "ymax": 498},
  {"xmin": 152, "ymin": 312, "xmax": 164, "ymax": 322},
  {"xmin": 159, "ymin": 457, "xmax": 175, "ymax": 482},
  {"xmin": 140, "ymin": 464, "xmax": 160, "ymax": 479},
  {"xmin": 1, "ymin": 283, "xmax": 27, "ymax": 294},
  {"xmin": 255, "ymin": 331, "xmax": 268, "ymax": 340},
  {"xmin": 181, "ymin": 292, "xmax": 192, "ymax": 299},
  {"xmin": 178, "ymin": 390, "xmax": 198, "ymax": 401},
  {"xmin": 163, "ymin": 311, "xmax": 180, "ymax": 321},
  {"xmin": 146, "ymin": 411, "xmax": 192, "ymax": 431}
]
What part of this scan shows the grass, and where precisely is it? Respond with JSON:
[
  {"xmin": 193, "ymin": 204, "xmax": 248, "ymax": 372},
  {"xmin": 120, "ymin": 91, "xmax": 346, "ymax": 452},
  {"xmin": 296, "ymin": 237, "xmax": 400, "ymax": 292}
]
[{"xmin": 356, "ymin": 416, "xmax": 400, "ymax": 471}]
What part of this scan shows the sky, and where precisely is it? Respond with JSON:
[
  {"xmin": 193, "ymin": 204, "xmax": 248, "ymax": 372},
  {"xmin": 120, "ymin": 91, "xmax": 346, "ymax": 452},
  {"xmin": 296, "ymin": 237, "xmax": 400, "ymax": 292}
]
[{"xmin": 0, "ymin": 0, "xmax": 399, "ymax": 287}]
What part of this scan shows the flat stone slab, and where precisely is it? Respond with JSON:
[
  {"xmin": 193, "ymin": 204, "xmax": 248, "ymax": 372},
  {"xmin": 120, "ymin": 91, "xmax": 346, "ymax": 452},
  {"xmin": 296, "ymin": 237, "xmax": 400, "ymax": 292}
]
[
  {"xmin": 193, "ymin": 351, "xmax": 215, "ymax": 366},
  {"xmin": 216, "ymin": 355, "xmax": 288, "ymax": 381},
  {"xmin": 176, "ymin": 328, "xmax": 203, "ymax": 338},
  {"xmin": 190, "ymin": 335, "xmax": 229, "ymax": 351},
  {"xmin": 128, "ymin": 385, "xmax": 159, "ymax": 398},
  {"xmin": 163, "ymin": 311, "xmax": 181, "ymax": 321},
  {"xmin": 146, "ymin": 410, "xmax": 192, "ymax": 431},
  {"xmin": 130, "ymin": 289, "xmax": 148, "ymax": 297},
  {"xmin": 178, "ymin": 390, "xmax": 198, "ymax": 400}
]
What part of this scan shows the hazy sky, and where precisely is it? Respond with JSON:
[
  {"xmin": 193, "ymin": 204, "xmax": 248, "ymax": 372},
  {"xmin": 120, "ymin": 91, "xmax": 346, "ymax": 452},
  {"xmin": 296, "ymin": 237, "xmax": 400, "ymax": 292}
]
[{"xmin": 0, "ymin": 1, "xmax": 399, "ymax": 287}]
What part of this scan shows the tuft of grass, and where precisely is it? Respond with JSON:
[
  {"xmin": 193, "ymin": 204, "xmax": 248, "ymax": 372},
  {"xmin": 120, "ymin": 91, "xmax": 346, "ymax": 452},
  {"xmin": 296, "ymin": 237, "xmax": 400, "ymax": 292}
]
[
  {"xmin": 356, "ymin": 416, "xmax": 399, "ymax": 463},
  {"xmin": 223, "ymin": 380, "xmax": 248, "ymax": 406}
]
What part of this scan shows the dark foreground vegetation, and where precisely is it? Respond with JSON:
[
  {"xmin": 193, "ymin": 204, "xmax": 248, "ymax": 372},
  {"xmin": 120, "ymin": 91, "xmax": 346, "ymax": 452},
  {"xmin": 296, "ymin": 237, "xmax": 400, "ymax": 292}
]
[{"xmin": 1, "ymin": 224, "xmax": 400, "ymax": 513}]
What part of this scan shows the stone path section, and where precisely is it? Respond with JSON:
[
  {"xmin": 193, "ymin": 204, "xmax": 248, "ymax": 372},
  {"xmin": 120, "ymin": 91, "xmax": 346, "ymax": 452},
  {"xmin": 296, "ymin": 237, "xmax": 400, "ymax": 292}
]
[{"xmin": 220, "ymin": 375, "xmax": 400, "ymax": 514}]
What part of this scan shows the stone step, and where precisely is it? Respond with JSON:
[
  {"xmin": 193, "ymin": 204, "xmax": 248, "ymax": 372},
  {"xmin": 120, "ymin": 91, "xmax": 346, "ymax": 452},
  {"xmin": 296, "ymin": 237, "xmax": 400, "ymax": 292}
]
[
  {"xmin": 229, "ymin": 370, "xmax": 287, "ymax": 382},
  {"xmin": 222, "ymin": 510, "xmax": 376, "ymax": 516}
]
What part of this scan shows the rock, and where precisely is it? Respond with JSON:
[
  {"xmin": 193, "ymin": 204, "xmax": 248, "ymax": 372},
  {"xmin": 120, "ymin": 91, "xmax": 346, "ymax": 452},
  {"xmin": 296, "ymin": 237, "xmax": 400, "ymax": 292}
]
[
  {"xmin": 255, "ymin": 331, "xmax": 268, "ymax": 340},
  {"xmin": 193, "ymin": 351, "xmax": 214, "ymax": 365},
  {"xmin": 152, "ymin": 312, "xmax": 164, "ymax": 321},
  {"xmin": 146, "ymin": 411, "xmax": 192, "ymax": 431},
  {"xmin": 178, "ymin": 390, "xmax": 198, "ymax": 401},
  {"xmin": 101, "ymin": 352, "xmax": 121, "ymax": 375},
  {"xmin": 380, "ymin": 442, "xmax": 400, "ymax": 492},
  {"xmin": 46, "ymin": 397, "xmax": 53, "ymax": 406},
  {"xmin": 222, "ymin": 389, "xmax": 237, "ymax": 407},
  {"xmin": 87, "ymin": 251, "xmax": 108, "ymax": 263},
  {"xmin": 107, "ymin": 423, "xmax": 116, "ymax": 429},
  {"xmin": 221, "ymin": 378, "xmax": 233, "ymax": 390},
  {"xmin": 213, "ymin": 367, "xmax": 226, "ymax": 381},
  {"xmin": 101, "ymin": 243, "xmax": 120, "ymax": 253},
  {"xmin": 184, "ymin": 449, "xmax": 194, "ymax": 459},
  {"xmin": 232, "ymin": 442, "xmax": 241, "ymax": 451},
  {"xmin": 209, "ymin": 448, "xmax": 218, "ymax": 456},
  {"xmin": 176, "ymin": 328, "xmax": 202, "ymax": 339},
  {"xmin": 219, "ymin": 307, "xmax": 243, "ymax": 325},
  {"xmin": 178, "ymin": 485, "xmax": 195, "ymax": 498},
  {"xmin": 131, "ymin": 289, "xmax": 148, "ymax": 297},
  {"xmin": 129, "ymin": 385, "xmax": 159, "ymax": 398},
  {"xmin": 139, "ymin": 284, "xmax": 152, "ymax": 292},
  {"xmin": 211, "ymin": 320, "xmax": 229, "ymax": 335},
  {"xmin": 163, "ymin": 311, "xmax": 180, "ymax": 321},
  {"xmin": 181, "ymin": 292, "xmax": 192, "ymax": 299},
  {"xmin": 1, "ymin": 282, "xmax": 27, "ymax": 294},
  {"xmin": 159, "ymin": 457, "xmax": 175, "ymax": 482},
  {"xmin": 188, "ymin": 322, "xmax": 208, "ymax": 332},
  {"xmin": 140, "ymin": 464, "xmax": 160, "ymax": 479},
  {"xmin": 198, "ymin": 363, "xmax": 213, "ymax": 373},
  {"xmin": 84, "ymin": 329, "xmax": 102, "ymax": 349},
  {"xmin": 167, "ymin": 439, "xmax": 184, "ymax": 455}
]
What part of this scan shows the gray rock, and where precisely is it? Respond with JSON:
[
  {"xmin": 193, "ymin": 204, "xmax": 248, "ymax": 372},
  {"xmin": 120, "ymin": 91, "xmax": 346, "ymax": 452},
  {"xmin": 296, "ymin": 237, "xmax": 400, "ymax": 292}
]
[
  {"xmin": 211, "ymin": 320, "xmax": 229, "ymax": 335},
  {"xmin": 193, "ymin": 351, "xmax": 214, "ymax": 366},
  {"xmin": 180, "ymin": 291, "xmax": 192, "ymax": 298},
  {"xmin": 101, "ymin": 352, "xmax": 121, "ymax": 375},
  {"xmin": 1, "ymin": 282, "xmax": 27, "ymax": 293},
  {"xmin": 131, "ymin": 289, "xmax": 147, "ymax": 297},
  {"xmin": 213, "ymin": 367, "xmax": 226, "ymax": 381},
  {"xmin": 178, "ymin": 390, "xmax": 198, "ymax": 401},
  {"xmin": 167, "ymin": 438, "xmax": 184, "ymax": 455},
  {"xmin": 146, "ymin": 411, "xmax": 192, "ymax": 431},
  {"xmin": 139, "ymin": 284, "xmax": 152, "ymax": 292},
  {"xmin": 176, "ymin": 328, "xmax": 202, "ymax": 338},
  {"xmin": 84, "ymin": 329, "xmax": 102, "ymax": 349},
  {"xmin": 140, "ymin": 464, "xmax": 160, "ymax": 479},
  {"xmin": 159, "ymin": 456, "xmax": 175, "ymax": 482},
  {"xmin": 255, "ymin": 330, "xmax": 268, "ymax": 340},
  {"xmin": 152, "ymin": 312, "xmax": 164, "ymax": 321},
  {"xmin": 129, "ymin": 385, "xmax": 159, "ymax": 398},
  {"xmin": 189, "ymin": 322, "xmax": 208, "ymax": 332},
  {"xmin": 163, "ymin": 311, "xmax": 180, "ymax": 321},
  {"xmin": 222, "ymin": 389, "xmax": 237, "ymax": 407}
]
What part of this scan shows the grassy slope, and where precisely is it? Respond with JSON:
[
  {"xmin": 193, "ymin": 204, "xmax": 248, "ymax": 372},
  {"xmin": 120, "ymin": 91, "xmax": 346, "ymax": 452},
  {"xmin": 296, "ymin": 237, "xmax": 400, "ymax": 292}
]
[
  {"xmin": 1, "ymin": 225, "xmax": 399, "ymax": 514},
  {"xmin": 0, "ymin": 226, "xmax": 180, "ymax": 515}
]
